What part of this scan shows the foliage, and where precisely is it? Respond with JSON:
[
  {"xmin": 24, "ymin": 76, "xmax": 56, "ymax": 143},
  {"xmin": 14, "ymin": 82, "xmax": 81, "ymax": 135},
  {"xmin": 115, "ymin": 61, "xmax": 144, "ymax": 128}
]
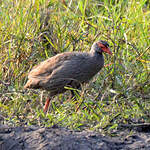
[{"xmin": 0, "ymin": 0, "xmax": 150, "ymax": 134}]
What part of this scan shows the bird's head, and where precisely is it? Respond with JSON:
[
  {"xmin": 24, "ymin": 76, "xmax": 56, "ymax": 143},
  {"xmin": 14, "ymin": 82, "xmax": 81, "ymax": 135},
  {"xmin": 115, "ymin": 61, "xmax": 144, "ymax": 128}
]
[{"xmin": 91, "ymin": 40, "xmax": 112, "ymax": 55}]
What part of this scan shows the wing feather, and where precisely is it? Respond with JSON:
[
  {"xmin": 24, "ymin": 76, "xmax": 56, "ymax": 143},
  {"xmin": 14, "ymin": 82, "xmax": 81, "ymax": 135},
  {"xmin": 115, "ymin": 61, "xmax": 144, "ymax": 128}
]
[{"xmin": 24, "ymin": 52, "xmax": 87, "ymax": 89}]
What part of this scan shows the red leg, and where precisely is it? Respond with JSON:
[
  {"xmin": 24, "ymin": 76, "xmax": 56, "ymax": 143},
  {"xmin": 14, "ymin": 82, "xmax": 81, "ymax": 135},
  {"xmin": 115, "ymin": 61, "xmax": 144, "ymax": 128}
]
[
  {"xmin": 43, "ymin": 98, "xmax": 50, "ymax": 113},
  {"xmin": 104, "ymin": 63, "xmax": 113, "ymax": 67}
]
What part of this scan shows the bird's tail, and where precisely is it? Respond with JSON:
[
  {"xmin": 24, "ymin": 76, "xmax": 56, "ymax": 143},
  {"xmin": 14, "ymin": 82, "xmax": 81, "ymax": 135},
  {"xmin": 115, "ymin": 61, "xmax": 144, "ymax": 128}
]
[
  {"xmin": 24, "ymin": 78, "xmax": 40, "ymax": 89},
  {"xmin": 24, "ymin": 80, "xmax": 32, "ymax": 89}
]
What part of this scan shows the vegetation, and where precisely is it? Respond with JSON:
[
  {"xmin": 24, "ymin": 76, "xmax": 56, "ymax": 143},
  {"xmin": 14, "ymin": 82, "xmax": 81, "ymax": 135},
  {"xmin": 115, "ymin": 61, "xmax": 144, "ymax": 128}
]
[{"xmin": 0, "ymin": 0, "xmax": 149, "ymax": 134}]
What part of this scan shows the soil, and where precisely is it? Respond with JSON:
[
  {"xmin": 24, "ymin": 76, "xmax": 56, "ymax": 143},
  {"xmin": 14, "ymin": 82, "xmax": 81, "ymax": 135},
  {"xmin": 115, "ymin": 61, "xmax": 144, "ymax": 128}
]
[{"xmin": 0, "ymin": 125, "xmax": 150, "ymax": 150}]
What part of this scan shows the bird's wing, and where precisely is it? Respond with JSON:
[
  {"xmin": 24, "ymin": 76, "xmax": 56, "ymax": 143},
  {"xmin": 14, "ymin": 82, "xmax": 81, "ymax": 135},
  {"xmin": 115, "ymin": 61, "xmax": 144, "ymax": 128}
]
[
  {"xmin": 28, "ymin": 52, "xmax": 76, "ymax": 77},
  {"xmin": 43, "ymin": 53, "xmax": 101, "ymax": 91},
  {"xmin": 24, "ymin": 52, "xmax": 88, "ymax": 89}
]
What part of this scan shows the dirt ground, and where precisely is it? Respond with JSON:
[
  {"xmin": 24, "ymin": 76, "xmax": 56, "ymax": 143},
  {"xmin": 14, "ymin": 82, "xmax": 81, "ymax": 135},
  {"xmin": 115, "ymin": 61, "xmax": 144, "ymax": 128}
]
[{"xmin": 0, "ymin": 125, "xmax": 150, "ymax": 150}]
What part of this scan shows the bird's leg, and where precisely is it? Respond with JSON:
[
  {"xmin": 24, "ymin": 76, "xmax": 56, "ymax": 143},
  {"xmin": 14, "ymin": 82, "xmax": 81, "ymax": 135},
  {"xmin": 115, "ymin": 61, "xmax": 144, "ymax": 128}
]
[
  {"xmin": 74, "ymin": 89, "xmax": 84, "ymax": 112},
  {"xmin": 43, "ymin": 97, "xmax": 50, "ymax": 113},
  {"xmin": 71, "ymin": 90, "xmax": 76, "ymax": 99},
  {"xmin": 70, "ymin": 83, "xmax": 81, "ymax": 101},
  {"xmin": 70, "ymin": 86, "xmax": 84, "ymax": 112},
  {"xmin": 64, "ymin": 87, "xmax": 80, "ymax": 104},
  {"xmin": 64, "ymin": 90, "xmax": 75, "ymax": 104}
]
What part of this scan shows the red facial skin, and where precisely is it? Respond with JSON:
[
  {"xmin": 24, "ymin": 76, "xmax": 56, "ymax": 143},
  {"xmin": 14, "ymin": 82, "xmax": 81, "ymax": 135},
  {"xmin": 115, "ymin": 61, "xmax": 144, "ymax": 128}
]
[{"xmin": 97, "ymin": 43, "xmax": 112, "ymax": 55}]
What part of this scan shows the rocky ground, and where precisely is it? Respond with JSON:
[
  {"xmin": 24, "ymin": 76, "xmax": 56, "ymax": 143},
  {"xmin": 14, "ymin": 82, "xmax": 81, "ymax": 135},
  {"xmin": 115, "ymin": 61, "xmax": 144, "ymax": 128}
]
[{"xmin": 0, "ymin": 125, "xmax": 150, "ymax": 150}]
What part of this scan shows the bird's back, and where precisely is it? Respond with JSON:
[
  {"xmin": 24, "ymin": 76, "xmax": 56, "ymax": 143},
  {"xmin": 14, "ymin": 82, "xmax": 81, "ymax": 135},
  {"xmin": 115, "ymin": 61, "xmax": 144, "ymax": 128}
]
[{"xmin": 24, "ymin": 51, "xmax": 104, "ymax": 93}]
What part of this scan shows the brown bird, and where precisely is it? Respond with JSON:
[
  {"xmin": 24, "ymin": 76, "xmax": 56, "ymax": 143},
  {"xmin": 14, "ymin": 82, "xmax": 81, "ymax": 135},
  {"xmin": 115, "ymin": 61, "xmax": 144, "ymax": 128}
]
[{"xmin": 24, "ymin": 40, "xmax": 112, "ymax": 112}]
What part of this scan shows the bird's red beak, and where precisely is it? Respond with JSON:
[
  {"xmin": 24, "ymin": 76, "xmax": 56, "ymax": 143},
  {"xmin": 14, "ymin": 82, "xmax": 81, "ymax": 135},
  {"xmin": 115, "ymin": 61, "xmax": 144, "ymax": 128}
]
[
  {"xmin": 97, "ymin": 43, "xmax": 112, "ymax": 55},
  {"xmin": 102, "ymin": 47, "xmax": 112, "ymax": 55}
]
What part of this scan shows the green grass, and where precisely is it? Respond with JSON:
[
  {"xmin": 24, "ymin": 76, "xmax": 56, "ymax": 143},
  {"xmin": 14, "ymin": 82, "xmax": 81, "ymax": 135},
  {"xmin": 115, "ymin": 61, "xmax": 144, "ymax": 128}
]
[{"xmin": 0, "ymin": 0, "xmax": 150, "ymax": 134}]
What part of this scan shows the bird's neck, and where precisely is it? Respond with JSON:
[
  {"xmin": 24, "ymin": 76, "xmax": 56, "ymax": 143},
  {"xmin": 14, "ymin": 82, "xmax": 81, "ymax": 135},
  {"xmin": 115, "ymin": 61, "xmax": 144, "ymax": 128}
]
[{"xmin": 90, "ymin": 50, "xmax": 103, "ymax": 58}]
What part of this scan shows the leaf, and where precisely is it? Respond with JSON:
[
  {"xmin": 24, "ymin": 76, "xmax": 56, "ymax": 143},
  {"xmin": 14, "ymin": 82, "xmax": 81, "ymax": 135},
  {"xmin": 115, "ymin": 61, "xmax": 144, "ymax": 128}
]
[{"xmin": 78, "ymin": 0, "xmax": 84, "ymax": 14}]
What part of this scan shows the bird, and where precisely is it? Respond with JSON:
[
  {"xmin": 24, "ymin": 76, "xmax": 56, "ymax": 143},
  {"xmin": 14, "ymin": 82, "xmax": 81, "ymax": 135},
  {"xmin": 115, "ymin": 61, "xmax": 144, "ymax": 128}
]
[{"xmin": 24, "ymin": 40, "xmax": 112, "ymax": 112}]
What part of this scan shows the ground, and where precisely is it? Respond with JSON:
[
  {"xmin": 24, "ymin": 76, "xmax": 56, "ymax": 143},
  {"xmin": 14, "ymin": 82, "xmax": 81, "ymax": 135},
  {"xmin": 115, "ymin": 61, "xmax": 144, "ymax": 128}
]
[{"xmin": 1, "ymin": 125, "xmax": 150, "ymax": 150}]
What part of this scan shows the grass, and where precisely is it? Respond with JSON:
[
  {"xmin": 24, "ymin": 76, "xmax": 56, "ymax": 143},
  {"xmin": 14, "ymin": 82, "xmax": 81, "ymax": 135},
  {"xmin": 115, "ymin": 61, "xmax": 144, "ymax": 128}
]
[{"xmin": 0, "ymin": 0, "xmax": 150, "ymax": 134}]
